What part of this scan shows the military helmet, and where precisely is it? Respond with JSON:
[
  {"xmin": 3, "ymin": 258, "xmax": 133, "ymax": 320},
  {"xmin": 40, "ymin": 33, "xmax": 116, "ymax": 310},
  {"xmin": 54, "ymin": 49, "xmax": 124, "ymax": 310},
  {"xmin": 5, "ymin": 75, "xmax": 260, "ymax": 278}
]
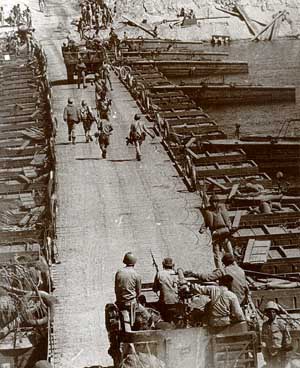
[
  {"xmin": 123, "ymin": 252, "xmax": 137, "ymax": 266},
  {"xmin": 264, "ymin": 301, "xmax": 279, "ymax": 312},
  {"xmin": 162, "ymin": 257, "xmax": 174, "ymax": 267},
  {"xmin": 68, "ymin": 97, "xmax": 73, "ymax": 104},
  {"xmin": 134, "ymin": 113, "xmax": 141, "ymax": 121},
  {"xmin": 81, "ymin": 100, "xmax": 87, "ymax": 106}
]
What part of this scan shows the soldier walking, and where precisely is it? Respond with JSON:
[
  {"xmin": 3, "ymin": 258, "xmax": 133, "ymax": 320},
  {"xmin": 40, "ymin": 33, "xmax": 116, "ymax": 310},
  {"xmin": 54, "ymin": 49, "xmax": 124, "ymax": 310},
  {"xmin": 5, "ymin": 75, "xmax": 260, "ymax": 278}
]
[
  {"xmin": 80, "ymin": 100, "xmax": 94, "ymax": 143},
  {"xmin": 95, "ymin": 118, "xmax": 113, "ymax": 158},
  {"xmin": 102, "ymin": 61, "xmax": 113, "ymax": 91},
  {"xmin": 128, "ymin": 114, "xmax": 155, "ymax": 161},
  {"xmin": 63, "ymin": 97, "xmax": 80, "ymax": 144}
]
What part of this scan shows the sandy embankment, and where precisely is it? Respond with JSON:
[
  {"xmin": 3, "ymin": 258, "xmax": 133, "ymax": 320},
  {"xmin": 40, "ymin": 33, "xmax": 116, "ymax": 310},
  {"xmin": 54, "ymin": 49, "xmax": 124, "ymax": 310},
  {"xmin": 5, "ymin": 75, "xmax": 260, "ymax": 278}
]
[{"xmin": 106, "ymin": 0, "xmax": 300, "ymax": 41}]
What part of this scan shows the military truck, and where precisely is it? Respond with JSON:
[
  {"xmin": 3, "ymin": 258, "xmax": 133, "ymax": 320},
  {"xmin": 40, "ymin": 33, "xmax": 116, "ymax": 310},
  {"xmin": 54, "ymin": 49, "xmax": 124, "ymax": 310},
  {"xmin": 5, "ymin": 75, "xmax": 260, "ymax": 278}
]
[
  {"xmin": 61, "ymin": 40, "xmax": 106, "ymax": 83},
  {"xmin": 105, "ymin": 283, "xmax": 258, "ymax": 368}
]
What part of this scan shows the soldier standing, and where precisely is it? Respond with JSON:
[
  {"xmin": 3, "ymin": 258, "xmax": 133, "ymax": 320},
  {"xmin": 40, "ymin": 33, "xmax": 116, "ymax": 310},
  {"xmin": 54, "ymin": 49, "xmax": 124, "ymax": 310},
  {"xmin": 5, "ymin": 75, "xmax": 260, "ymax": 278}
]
[
  {"xmin": 153, "ymin": 258, "xmax": 181, "ymax": 323},
  {"xmin": 102, "ymin": 61, "xmax": 113, "ymax": 91},
  {"xmin": 115, "ymin": 252, "xmax": 141, "ymax": 332},
  {"xmin": 80, "ymin": 100, "xmax": 94, "ymax": 143},
  {"xmin": 75, "ymin": 57, "xmax": 87, "ymax": 89},
  {"xmin": 200, "ymin": 193, "xmax": 234, "ymax": 268},
  {"xmin": 262, "ymin": 301, "xmax": 292, "ymax": 368},
  {"xmin": 128, "ymin": 114, "xmax": 155, "ymax": 161},
  {"xmin": 63, "ymin": 97, "xmax": 80, "ymax": 144}
]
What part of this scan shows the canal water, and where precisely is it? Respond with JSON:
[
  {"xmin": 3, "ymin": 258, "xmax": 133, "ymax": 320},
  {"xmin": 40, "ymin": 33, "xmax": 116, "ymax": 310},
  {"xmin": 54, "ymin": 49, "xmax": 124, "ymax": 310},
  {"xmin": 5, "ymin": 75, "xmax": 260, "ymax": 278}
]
[{"xmin": 173, "ymin": 39, "xmax": 300, "ymax": 138}]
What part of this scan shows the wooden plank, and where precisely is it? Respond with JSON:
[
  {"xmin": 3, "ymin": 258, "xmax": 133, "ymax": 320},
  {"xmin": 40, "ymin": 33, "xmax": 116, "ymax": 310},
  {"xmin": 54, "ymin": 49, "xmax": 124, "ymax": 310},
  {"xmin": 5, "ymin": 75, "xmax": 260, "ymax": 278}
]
[
  {"xmin": 243, "ymin": 239, "xmax": 271, "ymax": 264},
  {"xmin": 252, "ymin": 11, "xmax": 286, "ymax": 41},
  {"xmin": 235, "ymin": 4, "xmax": 258, "ymax": 36},
  {"xmin": 232, "ymin": 210, "xmax": 242, "ymax": 229}
]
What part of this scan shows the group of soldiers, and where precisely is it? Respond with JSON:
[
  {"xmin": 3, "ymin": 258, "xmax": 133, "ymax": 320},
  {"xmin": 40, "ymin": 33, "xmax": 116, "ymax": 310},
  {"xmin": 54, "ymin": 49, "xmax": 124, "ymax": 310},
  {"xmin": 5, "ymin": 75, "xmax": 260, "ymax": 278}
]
[
  {"xmin": 78, "ymin": 0, "xmax": 115, "ymax": 38},
  {"xmin": 63, "ymin": 56, "xmax": 154, "ymax": 161},
  {"xmin": 114, "ymin": 249, "xmax": 292, "ymax": 368},
  {"xmin": 3, "ymin": 3, "xmax": 32, "ymax": 27}
]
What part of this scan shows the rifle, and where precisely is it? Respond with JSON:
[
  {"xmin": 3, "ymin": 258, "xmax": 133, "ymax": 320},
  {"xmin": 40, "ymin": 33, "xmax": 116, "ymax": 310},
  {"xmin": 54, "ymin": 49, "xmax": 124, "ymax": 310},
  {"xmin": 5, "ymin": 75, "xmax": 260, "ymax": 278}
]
[{"xmin": 150, "ymin": 249, "xmax": 159, "ymax": 273}]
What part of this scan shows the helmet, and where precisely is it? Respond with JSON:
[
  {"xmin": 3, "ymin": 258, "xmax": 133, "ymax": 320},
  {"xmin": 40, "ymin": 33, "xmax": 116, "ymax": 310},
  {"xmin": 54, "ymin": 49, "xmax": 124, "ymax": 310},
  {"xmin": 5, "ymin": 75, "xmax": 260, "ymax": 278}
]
[
  {"xmin": 134, "ymin": 113, "xmax": 141, "ymax": 121},
  {"xmin": 162, "ymin": 257, "xmax": 174, "ymax": 267},
  {"xmin": 123, "ymin": 252, "xmax": 137, "ymax": 266},
  {"xmin": 95, "ymin": 73, "xmax": 100, "ymax": 78},
  {"xmin": 81, "ymin": 100, "xmax": 87, "ymax": 106},
  {"xmin": 68, "ymin": 97, "xmax": 73, "ymax": 104},
  {"xmin": 264, "ymin": 301, "xmax": 279, "ymax": 312},
  {"xmin": 222, "ymin": 253, "xmax": 235, "ymax": 265}
]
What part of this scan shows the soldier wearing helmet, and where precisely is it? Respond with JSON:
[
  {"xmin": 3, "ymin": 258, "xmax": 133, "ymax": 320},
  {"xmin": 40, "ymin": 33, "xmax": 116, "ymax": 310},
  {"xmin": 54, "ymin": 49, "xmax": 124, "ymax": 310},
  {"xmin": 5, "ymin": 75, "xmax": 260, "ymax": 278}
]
[
  {"xmin": 261, "ymin": 301, "xmax": 292, "ymax": 368},
  {"xmin": 80, "ymin": 100, "xmax": 94, "ymax": 143},
  {"xmin": 63, "ymin": 97, "xmax": 80, "ymax": 144},
  {"xmin": 200, "ymin": 192, "xmax": 234, "ymax": 268},
  {"xmin": 128, "ymin": 113, "xmax": 155, "ymax": 161},
  {"xmin": 153, "ymin": 257, "xmax": 186, "ymax": 323},
  {"xmin": 115, "ymin": 252, "xmax": 141, "ymax": 331}
]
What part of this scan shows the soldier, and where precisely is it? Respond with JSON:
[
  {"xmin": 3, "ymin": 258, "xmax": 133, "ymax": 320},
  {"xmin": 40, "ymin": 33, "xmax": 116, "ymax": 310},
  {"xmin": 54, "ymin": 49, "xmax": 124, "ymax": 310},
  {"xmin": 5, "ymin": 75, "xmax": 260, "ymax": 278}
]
[
  {"xmin": 115, "ymin": 252, "xmax": 142, "ymax": 332},
  {"xmin": 63, "ymin": 97, "xmax": 80, "ymax": 144},
  {"xmin": 95, "ymin": 118, "xmax": 113, "ymax": 158},
  {"xmin": 75, "ymin": 57, "xmax": 87, "ymax": 89},
  {"xmin": 193, "ymin": 275, "xmax": 245, "ymax": 333},
  {"xmin": 153, "ymin": 258, "xmax": 187, "ymax": 323},
  {"xmin": 80, "ymin": 100, "xmax": 94, "ymax": 143},
  {"xmin": 128, "ymin": 114, "xmax": 155, "ymax": 161},
  {"xmin": 185, "ymin": 253, "xmax": 249, "ymax": 306},
  {"xmin": 102, "ymin": 61, "xmax": 113, "ymax": 91},
  {"xmin": 200, "ymin": 193, "xmax": 234, "ymax": 268},
  {"xmin": 262, "ymin": 301, "xmax": 292, "ymax": 368}
]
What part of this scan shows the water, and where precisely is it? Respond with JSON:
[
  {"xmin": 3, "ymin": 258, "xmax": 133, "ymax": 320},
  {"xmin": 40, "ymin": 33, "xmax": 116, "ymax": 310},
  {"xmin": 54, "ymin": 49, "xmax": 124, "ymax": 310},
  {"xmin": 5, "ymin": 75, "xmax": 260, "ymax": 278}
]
[{"xmin": 174, "ymin": 39, "xmax": 300, "ymax": 138}]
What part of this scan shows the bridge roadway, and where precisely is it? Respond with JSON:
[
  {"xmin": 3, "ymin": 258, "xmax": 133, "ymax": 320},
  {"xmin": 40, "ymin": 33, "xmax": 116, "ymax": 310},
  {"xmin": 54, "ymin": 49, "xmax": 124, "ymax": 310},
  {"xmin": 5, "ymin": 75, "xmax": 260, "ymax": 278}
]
[{"xmin": 30, "ymin": 0, "xmax": 214, "ymax": 366}]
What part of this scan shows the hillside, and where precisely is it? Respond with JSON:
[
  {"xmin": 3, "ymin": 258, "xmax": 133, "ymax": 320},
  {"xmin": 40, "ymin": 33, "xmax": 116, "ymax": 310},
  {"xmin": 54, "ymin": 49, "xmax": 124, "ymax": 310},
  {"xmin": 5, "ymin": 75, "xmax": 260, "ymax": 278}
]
[{"xmin": 108, "ymin": 0, "xmax": 300, "ymax": 40}]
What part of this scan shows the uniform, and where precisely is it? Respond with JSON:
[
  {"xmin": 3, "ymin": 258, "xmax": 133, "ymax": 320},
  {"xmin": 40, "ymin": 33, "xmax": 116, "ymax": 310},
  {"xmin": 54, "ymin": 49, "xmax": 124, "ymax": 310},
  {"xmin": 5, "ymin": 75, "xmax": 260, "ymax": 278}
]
[
  {"xmin": 96, "ymin": 120, "xmax": 113, "ymax": 158},
  {"xmin": 193, "ymin": 263, "xmax": 248, "ymax": 305},
  {"xmin": 153, "ymin": 269, "xmax": 179, "ymax": 322},
  {"xmin": 129, "ymin": 116, "xmax": 154, "ymax": 161},
  {"xmin": 203, "ymin": 201, "xmax": 233, "ymax": 267},
  {"xmin": 80, "ymin": 104, "xmax": 94, "ymax": 142},
  {"xmin": 63, "ymin": 100, "xmax": 80, "ymax": 144},
  {"xmin": 75, "ymin": 59, "xmax": 87, "ymax": 89},
  {"xmin": 115, "ymin": 266, "xmax": 141, "ymax": 331},
  {"xmin": 194, "ymin": 284, "xmax": 245, "ymax": 328},
  {"xmin": 262, "ymin": 316, "xmax": 292, "ymax": 368},
  {"xmin": 102, "ymin": 63, "xmax": 113, "ymax": 91}
]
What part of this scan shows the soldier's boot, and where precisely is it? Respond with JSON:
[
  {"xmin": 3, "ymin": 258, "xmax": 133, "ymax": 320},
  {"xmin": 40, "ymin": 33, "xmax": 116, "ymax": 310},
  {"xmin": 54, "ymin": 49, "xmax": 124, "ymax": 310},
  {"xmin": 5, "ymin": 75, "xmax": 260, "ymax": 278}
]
[
  {"xmin": 85, "ymin": 133, "xmax": 89, "ymax": 143},
  {"xmin": 72, "ymin": 136, "xmax": 76, "ymax": 145},
  {"xmin": 102, "ymin": 149, "xmax": 107, "ymax": 159},
  {"xmin": 136, "ymin": 153, "xmax": 141, "ymax": 161},
  {"xmin": 68, "ymin": 134, "xmax": 71, "ymax": 142},
  {"xmin": 89, "ymin": 134, "xmax": 93, "ymax": 142}
]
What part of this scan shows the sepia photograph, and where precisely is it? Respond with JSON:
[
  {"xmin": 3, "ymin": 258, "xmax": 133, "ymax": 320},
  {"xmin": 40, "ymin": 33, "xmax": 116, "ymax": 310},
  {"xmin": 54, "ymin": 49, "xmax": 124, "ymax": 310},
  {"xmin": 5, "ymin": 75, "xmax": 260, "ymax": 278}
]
[{"xmin": 0, "ymin": 0, "xmax": 299, "ymax": 367}]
